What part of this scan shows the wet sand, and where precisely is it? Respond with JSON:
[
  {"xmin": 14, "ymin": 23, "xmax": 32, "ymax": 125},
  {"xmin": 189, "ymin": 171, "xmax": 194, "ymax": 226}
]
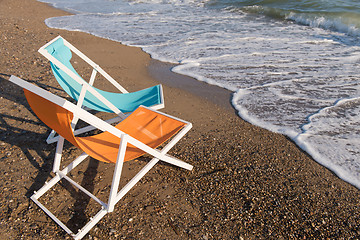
[{"xmin": 0, "ymin": 0, "xmax": 359, "ymax": 239}]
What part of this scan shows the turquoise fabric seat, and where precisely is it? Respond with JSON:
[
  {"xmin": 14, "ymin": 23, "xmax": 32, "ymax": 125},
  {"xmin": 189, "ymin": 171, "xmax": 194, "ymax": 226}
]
[{"xmin": 45, "ymin": 37, "xmax": 163, "ymax": 113}]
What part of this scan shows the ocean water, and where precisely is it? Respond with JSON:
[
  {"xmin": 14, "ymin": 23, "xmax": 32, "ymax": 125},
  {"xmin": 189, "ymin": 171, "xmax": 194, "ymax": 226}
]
[{"xmin": 38, "ymin": 0, "xmax": 360, "ymax": 188}]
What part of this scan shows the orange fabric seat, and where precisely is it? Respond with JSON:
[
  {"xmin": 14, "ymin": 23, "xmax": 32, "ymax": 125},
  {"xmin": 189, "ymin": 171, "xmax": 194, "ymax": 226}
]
[{"xmin": 24, "ymin": 89, "xmax": 185, "ymax": 163}]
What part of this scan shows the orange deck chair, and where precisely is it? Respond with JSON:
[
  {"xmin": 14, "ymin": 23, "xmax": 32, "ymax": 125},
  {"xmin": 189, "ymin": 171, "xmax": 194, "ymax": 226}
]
[{"xmin": 9, "ymin": 75, "xmax": 193, "ymax": 240}]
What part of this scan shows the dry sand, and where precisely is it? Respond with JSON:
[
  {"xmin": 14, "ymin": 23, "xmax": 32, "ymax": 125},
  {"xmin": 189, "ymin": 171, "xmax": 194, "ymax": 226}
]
[{"xmin": 0, "ymin": 0, "xmax": 359, "ymax": 239}]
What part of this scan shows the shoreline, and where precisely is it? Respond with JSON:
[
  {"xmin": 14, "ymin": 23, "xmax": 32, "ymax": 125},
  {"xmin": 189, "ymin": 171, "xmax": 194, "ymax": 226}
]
[
  {"xmin": 148, "ymin": 59, "xmax": 235, "ymax": 112},
  {"xmin": 0, "ymin": 0, "xmax": 359, "ymax": 239}
]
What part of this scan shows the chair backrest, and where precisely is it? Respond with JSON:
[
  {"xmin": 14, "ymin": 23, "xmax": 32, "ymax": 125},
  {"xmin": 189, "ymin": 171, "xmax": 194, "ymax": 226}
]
[
  {"xmin": 43, "ymin": 37, "xmax": 163, "ymax": 113},
  {"xmin": 23, "ymin": 84, "xmax": 185, "ymax": 163}
]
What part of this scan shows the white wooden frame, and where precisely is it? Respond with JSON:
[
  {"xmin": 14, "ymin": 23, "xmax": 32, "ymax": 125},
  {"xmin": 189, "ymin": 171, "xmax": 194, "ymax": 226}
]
[
  {"xmin": 9, "ymin": 76, "xmax": 192, "ymax": 240},
  {"xmin": 38, "ymin": 36, "xmax": 165, "ymax": 144}
]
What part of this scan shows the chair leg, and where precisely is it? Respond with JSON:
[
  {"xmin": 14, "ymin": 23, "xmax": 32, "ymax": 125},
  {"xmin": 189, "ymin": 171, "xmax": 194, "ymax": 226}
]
[
  {"xmin": 107, "ymin": 134, "xmax": 127, "ymax": 212},
  {"xmin": 32, "ymin": 191, "xmax": 108, "ymax": 240},
  {"xmin": 46, "ymin": 129, "xmax": 58, "ymax": 144},
  {"xmin": 30, "ymin": 152, "xmax": 104, "ymax": 240},
  {"xmin": 53, "ymin": 136, "xmax": 64, "ymax": 172}
]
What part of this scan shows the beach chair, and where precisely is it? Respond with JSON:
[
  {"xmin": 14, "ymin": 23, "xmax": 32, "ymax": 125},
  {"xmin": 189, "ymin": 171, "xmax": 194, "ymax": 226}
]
[
  {"xmin": 38, "ymin": 36, "xmax": 164, "ymax": 144},
  {"xmin": 9, "ymin": 75, "xmax": 192, "ymax": 240}
]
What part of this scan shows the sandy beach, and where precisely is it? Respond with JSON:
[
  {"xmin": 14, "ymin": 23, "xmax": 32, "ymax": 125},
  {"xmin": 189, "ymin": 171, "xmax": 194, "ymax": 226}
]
[{"xmin": 0, "ymin": 0, "xmax": 359, "ymax": 239}]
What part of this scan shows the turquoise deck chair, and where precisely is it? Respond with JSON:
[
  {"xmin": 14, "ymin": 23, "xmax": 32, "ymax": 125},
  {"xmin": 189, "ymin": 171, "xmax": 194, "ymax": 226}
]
[{"xmin": 39, "ymin": 36, "xmax": 164, "ymax": 143}]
